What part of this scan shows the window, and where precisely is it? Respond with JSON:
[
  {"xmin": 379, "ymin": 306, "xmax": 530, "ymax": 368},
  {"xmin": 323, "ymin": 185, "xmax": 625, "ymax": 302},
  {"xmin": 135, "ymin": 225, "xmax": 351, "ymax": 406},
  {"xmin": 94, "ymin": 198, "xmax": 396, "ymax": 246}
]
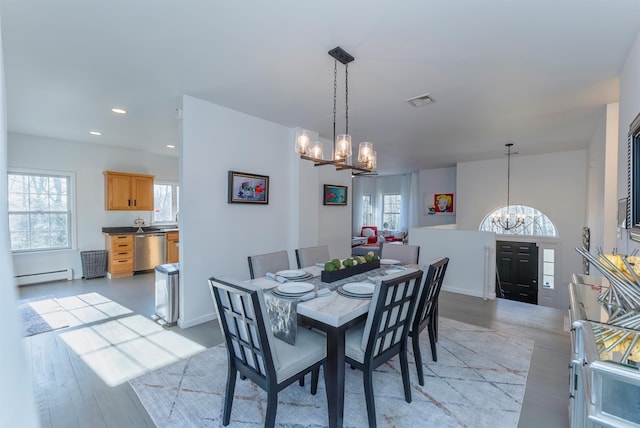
[
  {"xmin": 542, "ymin": 248, "xmax": 555, "ymax": 289},
  {"xmin": 153, "ymin": 183, "xmax": 179, "ymax": 223},
  {"xmin": 362, "ymin": 194, "xmax": 373, "ymax": 226},
  {"xmin": 382, "ymin": 194, "xmax": 401, "ymax": 230},
  {"xmin": 8, "ymin": 171, "xmax": 72, "ymax": 252},
  {"xmin": 479, "ymin": 205, "xmax": 558, "ymax": 237}
]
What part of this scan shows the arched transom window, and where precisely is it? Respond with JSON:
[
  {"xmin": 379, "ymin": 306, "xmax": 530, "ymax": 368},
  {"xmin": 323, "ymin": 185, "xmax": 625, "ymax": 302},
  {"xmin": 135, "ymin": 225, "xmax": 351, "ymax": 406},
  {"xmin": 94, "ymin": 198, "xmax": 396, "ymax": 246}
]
[{"xmin": 479, "ymin": 205, "xmax": 558, "ymax": 237}]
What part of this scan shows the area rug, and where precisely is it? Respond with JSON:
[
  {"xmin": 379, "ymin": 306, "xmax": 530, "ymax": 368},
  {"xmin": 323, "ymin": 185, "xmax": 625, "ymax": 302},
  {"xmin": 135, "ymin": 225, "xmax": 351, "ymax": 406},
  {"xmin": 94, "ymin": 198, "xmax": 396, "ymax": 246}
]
[
  {"xmin": 130, "ymin": 318, "xmax": 533, "ymax": 427},
  {"xmin": 18, "ymin": 296, "xmax": 69, "ymax": 337}
]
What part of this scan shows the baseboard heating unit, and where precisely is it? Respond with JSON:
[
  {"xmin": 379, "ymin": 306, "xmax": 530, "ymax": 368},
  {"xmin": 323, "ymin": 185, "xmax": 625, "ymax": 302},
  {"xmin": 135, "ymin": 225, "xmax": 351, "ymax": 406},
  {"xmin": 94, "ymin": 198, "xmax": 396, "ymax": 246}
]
[{"xmin": 15, "ymin": 269, "xmax": 73, "ymax": 286}]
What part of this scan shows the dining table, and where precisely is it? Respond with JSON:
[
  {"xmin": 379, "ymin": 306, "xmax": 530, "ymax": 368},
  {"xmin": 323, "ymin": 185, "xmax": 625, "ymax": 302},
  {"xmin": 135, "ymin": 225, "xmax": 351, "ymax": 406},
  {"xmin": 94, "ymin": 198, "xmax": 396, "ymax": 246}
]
[{"xmin": 248, "ymin": 263, "xmax": 421, "ymax": 428}]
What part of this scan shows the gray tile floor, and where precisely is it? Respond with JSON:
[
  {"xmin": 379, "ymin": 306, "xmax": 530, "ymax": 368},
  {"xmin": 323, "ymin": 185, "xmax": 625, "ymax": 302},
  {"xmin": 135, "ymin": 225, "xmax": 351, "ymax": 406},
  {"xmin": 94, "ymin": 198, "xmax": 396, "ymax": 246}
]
[{"xmin": 18, "ymin": 273, "xmax": 569, "ymax": 428}]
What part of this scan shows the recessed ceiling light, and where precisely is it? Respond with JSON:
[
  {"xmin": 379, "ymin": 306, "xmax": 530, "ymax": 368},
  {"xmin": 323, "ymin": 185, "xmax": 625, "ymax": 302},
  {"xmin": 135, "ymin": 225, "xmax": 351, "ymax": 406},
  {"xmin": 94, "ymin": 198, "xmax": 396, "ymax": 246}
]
[
  {"xmin": 406, "ymin": 93, "xmax": 436, "ymax": 107},
  {"xmin": 89, "ymin": 131, "xmax": 102, "ymax": 136},
  {"xmin": 166, "ymin": 144, "xmax": 176, "ymax": 149},
  {"xmin": 111, "ymin": 108, "xmax": 127, "ymax": 114}
]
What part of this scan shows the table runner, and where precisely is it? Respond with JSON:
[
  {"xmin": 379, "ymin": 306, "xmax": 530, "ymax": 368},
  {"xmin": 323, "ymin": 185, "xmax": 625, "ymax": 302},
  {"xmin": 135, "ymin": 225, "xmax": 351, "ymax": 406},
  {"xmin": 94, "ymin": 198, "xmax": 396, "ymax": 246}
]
[{"xmin": 259, "ymin": 266, "xmax": 419, "ymax": 344}]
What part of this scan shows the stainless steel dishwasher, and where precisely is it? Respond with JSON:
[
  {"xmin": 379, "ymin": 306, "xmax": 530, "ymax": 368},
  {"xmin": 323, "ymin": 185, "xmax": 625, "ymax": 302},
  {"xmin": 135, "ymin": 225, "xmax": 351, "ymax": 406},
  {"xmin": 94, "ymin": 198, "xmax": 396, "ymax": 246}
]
[{"xmin": 134, "ymin": 234, "xmax": 166, "ymax": 271}]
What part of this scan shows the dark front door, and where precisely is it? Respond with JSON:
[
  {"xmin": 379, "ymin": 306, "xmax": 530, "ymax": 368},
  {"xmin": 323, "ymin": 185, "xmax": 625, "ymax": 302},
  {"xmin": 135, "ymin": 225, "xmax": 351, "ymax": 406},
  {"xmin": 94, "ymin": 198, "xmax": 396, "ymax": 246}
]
[{"xmin": 496, "ymin": 240, "xmax": 538, "ymax": 304}]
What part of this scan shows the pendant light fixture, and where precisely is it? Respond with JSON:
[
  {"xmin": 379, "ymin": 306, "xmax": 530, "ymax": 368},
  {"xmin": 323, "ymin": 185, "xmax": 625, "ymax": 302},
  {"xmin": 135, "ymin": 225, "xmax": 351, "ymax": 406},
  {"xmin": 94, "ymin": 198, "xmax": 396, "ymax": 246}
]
[
  {"xmin": 491, "ymin": 143, "xmax": 525, "ymax": 231},
  {"xmin": 295, "ymin": 47, "xmax": 376, "ymax": 173}
]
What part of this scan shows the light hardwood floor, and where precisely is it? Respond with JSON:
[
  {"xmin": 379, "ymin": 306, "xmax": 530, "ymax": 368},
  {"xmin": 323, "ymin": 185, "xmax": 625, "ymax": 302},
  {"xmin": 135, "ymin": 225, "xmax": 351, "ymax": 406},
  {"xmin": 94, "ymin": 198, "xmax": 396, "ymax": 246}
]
[{"xmin": 18, "ymin": 273, "xmax": 569, "ymax": 428}]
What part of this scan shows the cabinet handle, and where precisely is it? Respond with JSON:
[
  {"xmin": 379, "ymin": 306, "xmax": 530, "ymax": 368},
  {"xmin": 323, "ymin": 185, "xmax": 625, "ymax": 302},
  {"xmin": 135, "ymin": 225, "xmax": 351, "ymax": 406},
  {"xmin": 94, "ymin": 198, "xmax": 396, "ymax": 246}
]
[
  {"xmin": 117, "ymin": 259, "xmax": 129, "ymax": 264},
  {"xmin": 134, "ymin": 199, "xmax": 137, "ymax": 207},
  {"xmin": 117, "ymin": 244, "xmax": 128, "ymax": 247},
  {"xmin": 116, "ymin": 236, "xmax": 127, "ymax": 240},
  {"xmin": 128, "ymin": 199, "xmax": 131, "ymax": 207},
  {"xmin": 118, "ymin": 252, "xmax": 127, "ymax": 255}
]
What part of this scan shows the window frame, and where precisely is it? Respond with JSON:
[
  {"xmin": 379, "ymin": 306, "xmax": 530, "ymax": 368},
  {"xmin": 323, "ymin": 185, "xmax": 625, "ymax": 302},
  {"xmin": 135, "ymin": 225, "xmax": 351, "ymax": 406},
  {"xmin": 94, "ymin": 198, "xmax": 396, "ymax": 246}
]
[
  {"xmin": 152, "ymin": 181, "xmax": 179, "ymax": 225},
  {"xmin": 362, "ymin": 194, "xmax": 373, "ymax": 226},
  {"xmin": 8, "ymin": 168, "xmax": 76, "ymax": 253},
  {"xmin": 382, "ymin": 193, "xmax": 401, "ymax": 231}
]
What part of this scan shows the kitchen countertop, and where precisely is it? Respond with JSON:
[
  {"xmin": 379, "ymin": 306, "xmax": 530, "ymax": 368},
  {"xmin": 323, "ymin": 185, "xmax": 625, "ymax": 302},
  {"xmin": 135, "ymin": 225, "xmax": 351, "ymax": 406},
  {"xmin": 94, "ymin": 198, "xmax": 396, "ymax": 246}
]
[{"xmin": 102, "ymin": 226, "xmax": 179, "ymax": 235}]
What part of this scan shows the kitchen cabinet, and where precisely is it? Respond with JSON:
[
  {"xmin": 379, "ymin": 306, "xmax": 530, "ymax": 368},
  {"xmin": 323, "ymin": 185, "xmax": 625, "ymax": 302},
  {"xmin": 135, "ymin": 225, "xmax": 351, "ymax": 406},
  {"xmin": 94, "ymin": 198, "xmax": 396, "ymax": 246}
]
[
  {"xmin": 105, "ymin": 234, "xmax": 134, "ymax": 278},
  {"xmin": 166, "ymin": 231, "xmax": 179, "ymax": 263},
  {"xmin": 104, "ymin": 171, "xmax": 154, "ymax": 211}
]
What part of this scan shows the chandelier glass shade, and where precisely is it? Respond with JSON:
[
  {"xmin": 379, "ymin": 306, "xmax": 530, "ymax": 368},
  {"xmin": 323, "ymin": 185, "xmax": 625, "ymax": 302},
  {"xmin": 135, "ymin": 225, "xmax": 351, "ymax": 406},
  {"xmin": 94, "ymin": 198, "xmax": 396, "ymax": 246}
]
[
  {"xmin": 294, "ymin": 47, "xmax": 375, "ymax": 173},
  {"xmin": 491, "ymin": 143, "xmax": 525, "ymax": 232}
]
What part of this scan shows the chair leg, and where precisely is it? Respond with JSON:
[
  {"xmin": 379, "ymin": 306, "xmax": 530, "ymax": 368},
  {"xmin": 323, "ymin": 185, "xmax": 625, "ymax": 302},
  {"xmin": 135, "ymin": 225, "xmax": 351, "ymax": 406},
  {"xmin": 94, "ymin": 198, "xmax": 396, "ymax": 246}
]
[
  {"xmin": 223, "ymin": 366, "xmax": 237, "ymax": 426},
  {"xmin": 434, "ymin": 304, "xmax": 439, "ymax": 342},
  {"xmin": 265, "ymin": 390, "xmax": 278, "ymax": 428},
  {"xmin": 428, "ymin": 321, "xmax": 438, "ymax": 362},
  {"xmin": 412, "ymin": 334, "xmax": 425, "ymax": 386},
  {"xmin": 363, "ymin": 368, "xmax": 377, "ymax": 428},
  {"xmin": 400, "ymin": 348, "xmax": 412, "ymax": 403},
  {"xmin": 299, "ymin": 375, "xmax": 305, "ymax": 387},
  {"xmin": 311, "ymin": 367, "xmax": 319, "ymax": 395}
]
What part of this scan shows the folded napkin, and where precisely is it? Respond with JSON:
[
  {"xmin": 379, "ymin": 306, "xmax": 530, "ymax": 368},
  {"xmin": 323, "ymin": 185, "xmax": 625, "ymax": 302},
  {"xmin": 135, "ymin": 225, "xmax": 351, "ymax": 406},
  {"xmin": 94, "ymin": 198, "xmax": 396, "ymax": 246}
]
[
  {"xmin": 299, "ymin": 287, "xmax": 331, "ymax": 301},
  {"xmin": 266, "ymin": 272, "xmax": 287, "ymax": 283}
]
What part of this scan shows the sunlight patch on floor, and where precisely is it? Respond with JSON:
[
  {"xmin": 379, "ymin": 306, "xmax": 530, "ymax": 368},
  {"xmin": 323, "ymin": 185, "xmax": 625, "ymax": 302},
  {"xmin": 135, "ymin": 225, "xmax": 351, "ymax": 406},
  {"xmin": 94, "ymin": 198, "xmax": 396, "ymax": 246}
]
[{"xmin": 54, "ymin": 293, "xmax": 206, "ymax": 386}]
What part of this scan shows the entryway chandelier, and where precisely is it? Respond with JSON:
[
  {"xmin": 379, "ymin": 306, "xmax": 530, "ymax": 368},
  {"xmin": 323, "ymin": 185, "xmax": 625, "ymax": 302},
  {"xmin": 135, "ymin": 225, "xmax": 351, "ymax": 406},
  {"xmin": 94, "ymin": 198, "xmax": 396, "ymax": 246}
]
[
  {"xmin": 491, "ymin": 143, "xmax": 525, "ymax": 231},
  {"xmin": 294, "ymin": 47, "xmax": 376, "ymax": 173}
]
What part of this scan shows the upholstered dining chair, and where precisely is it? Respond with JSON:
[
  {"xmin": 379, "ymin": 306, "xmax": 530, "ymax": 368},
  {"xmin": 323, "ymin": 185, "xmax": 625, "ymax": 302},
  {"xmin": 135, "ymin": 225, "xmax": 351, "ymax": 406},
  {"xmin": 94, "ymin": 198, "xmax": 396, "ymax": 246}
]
[
  {"xmin": 409, "ymin": 257, "xmax": 449, "ymax": 386},
  {"xmin": 248, "ymin": 250, "xmax": 290, "ymax": 279},
  {"xmin": 295, "ymin": 245, "xmax": 331, "ymax": 268},
  {"xmin": 209, "ymin": 276, "xmax": 326, "ymax": 428},
  {"xmin": 380, "ymin": 243, "xmax": 420, "ymax": 265},
  {"xmin": 344, "ymin": 269, "xmax": 423, "ymax": 428}
]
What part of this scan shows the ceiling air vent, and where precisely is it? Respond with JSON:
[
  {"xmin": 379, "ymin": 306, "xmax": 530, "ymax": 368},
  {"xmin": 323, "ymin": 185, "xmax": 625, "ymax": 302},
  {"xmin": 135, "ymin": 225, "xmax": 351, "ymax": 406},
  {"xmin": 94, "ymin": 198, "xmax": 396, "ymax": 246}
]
[{"xmin": 406, "ymin": 93, "xmax": 435, "ymax": 107}]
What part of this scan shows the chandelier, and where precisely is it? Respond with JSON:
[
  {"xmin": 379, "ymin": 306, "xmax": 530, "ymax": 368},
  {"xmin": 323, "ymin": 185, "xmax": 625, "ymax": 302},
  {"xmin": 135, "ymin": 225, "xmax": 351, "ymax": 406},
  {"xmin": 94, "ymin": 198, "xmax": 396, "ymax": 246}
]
[
  {"xmin": 491, "ymin": 143, "xmax": 525, "ymax": 231},
  {"xmin": 294, "ymin": 47, "xmax": 376, "ymax": 173}
]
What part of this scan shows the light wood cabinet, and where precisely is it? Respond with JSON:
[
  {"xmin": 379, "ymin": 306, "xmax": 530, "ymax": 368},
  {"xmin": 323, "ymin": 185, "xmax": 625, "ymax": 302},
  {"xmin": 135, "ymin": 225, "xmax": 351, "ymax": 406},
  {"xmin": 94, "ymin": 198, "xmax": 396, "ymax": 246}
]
[
  {"xmin": 166, "ymin": 231, "xmax": 179, "ymax": 264},
  {"xmin": 105, "ymin": 234, "xmax": 134, "ymax": 278},
  {"xmin": 104, "ymin": 171, "xmax": 154, "ymax": 211}
]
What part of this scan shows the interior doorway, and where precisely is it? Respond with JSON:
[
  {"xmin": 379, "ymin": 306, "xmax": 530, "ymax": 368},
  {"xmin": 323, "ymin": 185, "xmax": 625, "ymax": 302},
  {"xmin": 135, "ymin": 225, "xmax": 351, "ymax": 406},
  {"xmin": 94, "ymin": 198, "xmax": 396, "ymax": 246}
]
[{"xmin": 496, "ymin": 240, "xmax": 539, "ymax": 304}]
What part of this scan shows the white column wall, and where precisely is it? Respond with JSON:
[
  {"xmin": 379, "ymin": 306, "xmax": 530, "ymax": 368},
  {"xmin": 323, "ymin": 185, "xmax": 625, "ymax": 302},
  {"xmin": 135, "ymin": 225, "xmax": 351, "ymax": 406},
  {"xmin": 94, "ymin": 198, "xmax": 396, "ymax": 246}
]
[
  {"xmin": 0, "ymin": 20, "xmax": 40, "ymax": 426},
  {"xmin": 179, "ymin": 95, "xmax": 350, "ymax": 327},
  {"xmin": 618, "ymin": 29, "xmax": 640, "ymax": 255}
]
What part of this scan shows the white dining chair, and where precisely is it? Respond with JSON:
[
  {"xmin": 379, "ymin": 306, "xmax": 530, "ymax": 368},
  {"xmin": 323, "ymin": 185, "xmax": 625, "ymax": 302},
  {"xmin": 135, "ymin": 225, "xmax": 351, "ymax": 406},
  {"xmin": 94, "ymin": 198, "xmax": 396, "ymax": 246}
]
[
  {"xmin": 381, "ymin": 243, "xmax": 420, "ymax": 265},
  {"xmin": 209, "ymin": 276, "xmax": 326, "ymax": 427},
  {"xmin": 344, "ymin": 269, "xmax": 423, "ymax": 428},
  {"xmin": 295, "ymin": 245, "xmax": 331, "ymax": 268},
  {"xmin": 248, "ymin": 250, "xmax": 290, "ymax": 279}
]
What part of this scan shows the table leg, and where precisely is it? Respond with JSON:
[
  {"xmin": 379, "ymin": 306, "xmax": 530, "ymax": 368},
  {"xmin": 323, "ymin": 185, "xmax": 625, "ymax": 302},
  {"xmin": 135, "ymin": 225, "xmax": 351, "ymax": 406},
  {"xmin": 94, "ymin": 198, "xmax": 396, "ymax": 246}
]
[{"xmin": 325, "ymin": 326, "xmax": 345, "ymax": 428}]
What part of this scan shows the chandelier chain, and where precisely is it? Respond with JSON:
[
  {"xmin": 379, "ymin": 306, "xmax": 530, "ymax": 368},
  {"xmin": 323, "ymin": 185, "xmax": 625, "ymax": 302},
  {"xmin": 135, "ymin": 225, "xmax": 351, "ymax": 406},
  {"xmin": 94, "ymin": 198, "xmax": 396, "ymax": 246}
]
[
  {"xmin": 332, "ymin": 59, "xmax": 337, "ymax": 145},
  {"xmin": 345, "ymin": 63, "xmax": 349, "ymax": 135}
]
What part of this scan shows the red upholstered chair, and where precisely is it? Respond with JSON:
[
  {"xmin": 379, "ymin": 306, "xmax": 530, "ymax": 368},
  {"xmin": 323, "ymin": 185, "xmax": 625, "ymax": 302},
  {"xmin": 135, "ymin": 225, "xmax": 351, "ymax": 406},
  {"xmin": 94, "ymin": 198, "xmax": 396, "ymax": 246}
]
[{"xmin": 359, "ymin": 226, "xmax": 379, "ymax": 244}]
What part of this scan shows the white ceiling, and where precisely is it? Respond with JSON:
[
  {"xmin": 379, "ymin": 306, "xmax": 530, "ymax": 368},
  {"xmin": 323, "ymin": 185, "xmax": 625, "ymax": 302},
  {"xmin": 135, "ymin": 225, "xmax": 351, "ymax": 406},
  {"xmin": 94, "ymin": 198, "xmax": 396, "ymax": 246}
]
[{"xmin": 2, "ymin": 1, "xmax": 640, "ymax": 174}]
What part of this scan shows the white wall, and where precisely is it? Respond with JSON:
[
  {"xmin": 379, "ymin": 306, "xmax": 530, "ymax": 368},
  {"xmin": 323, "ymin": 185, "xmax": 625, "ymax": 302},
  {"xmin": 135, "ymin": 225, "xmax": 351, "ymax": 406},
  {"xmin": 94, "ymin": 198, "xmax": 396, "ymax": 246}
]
[
  {"xmin": 586, "ymin": 112, "xmax": 607, "ymax": 254},
  {"xmin": 179, "ymin": 95, "xmax": 350, "ymax": 328},
  {"xmin": 617, "ymin": 29, "xmax": 640, "ymax": 255},
  {"xmin": 410, "ymin": 227, "xmax": 496, "ymax": 299},
  {"xmin": 0, "ymin": 25, "xmax": 40, "ymax": 426},
  {"xmin": 418, "ymin": 167, "xmax": 456, "ymax": 227},
  {"xmin": 456, "ymin": 150, "xmax": 587, "ymax": 309},
  {"xmin": 8, "ymin": 133, "xmax": 178, "ymax": 279}
]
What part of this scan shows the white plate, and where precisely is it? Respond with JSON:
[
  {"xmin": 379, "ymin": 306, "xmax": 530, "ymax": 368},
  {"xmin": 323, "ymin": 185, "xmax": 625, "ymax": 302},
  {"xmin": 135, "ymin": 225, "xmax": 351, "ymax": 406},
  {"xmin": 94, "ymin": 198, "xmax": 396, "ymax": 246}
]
[
  {"xmin": 277, "ymin": 282, "xmax": 314, "ymax": 294},
  {"xmin": 379, "ymin": 259, "xmax": 401, "ymax": 265},
  {"xmin": 385, "ymin": 269, "xmax": 404, "ymax": 275},
  {"xmin": 276, "ymin": 269, "xmax": 307, "ymax": 278},
  {"xmin": 342, "ymin": 282, "xmax": 375, "ymax": 295}
]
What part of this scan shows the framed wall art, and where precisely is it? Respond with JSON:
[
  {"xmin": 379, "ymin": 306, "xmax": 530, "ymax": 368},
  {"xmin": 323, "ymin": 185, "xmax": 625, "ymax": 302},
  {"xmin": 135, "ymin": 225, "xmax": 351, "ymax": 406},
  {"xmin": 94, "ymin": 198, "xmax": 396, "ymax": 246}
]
[
  {"xmin": 228, "ymin": 171, "xmax": 269, "ymax": 204},
  {"xmin": 323, "ymin": 184, "xmax": 347, "ymax": 206},
  {"xmin": 426, "ymin": 193, "xmax": 455, "ymax": 215}
]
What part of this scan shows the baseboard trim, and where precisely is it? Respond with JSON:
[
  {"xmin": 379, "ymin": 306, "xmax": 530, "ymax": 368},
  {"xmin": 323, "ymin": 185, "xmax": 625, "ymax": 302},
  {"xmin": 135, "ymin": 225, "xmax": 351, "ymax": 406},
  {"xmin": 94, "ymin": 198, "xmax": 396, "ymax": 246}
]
[{"xmin": 178, "ymin": 311, "xmax": 217, "ymax": 329}]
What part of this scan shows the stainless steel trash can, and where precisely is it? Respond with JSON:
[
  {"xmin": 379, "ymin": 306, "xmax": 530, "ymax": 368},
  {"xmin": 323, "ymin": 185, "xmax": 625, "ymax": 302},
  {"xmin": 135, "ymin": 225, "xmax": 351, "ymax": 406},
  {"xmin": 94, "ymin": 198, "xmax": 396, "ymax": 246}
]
[{"xmin": 154, "ymin": 263, "xmax": 179, "ymax": 324}]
